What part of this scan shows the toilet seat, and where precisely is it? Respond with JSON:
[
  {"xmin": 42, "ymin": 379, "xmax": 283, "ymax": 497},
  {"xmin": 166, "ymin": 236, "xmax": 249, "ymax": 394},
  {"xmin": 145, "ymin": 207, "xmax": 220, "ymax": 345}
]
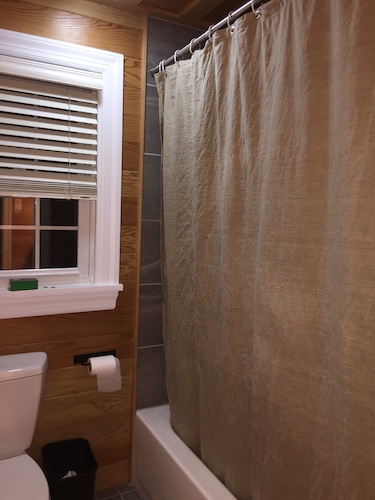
[{"xmin": 0, "ymin": 453, "xmax": 50, "ymax": 499}]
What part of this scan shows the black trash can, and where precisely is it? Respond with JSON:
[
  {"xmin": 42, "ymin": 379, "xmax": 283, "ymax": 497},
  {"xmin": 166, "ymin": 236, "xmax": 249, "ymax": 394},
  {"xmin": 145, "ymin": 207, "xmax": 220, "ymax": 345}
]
[{"xmin": 41, "ymin": 438, "xmax": 98, "ymax": 500}]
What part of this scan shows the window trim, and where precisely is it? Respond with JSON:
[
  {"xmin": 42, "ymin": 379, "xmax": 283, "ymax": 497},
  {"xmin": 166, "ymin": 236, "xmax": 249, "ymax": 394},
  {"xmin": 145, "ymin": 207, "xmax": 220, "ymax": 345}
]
[{"xmin": 0, "ymin": 29, "xmax": 124, "ymax": 319}]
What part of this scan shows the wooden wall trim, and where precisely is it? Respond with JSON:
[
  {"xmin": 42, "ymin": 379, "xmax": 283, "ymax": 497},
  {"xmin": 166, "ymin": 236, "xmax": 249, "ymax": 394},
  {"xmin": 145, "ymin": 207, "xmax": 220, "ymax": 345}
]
[{"xmin": 129, "ymin": 12, "xmax": 148, "ymax": 482}]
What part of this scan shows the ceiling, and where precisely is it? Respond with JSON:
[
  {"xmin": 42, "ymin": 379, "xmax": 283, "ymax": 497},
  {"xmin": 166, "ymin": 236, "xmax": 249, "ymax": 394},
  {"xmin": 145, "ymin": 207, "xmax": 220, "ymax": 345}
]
[{"xmin": 86, "ymin": 0, "xmax": 249, "ymax": 28}]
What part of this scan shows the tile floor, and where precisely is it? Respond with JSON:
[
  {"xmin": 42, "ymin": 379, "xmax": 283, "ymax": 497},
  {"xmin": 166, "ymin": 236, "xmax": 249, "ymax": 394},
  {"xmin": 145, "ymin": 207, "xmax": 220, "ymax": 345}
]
[{"xmin": 94, "ymin": 483, "xmax": 143, "ymax": 500}]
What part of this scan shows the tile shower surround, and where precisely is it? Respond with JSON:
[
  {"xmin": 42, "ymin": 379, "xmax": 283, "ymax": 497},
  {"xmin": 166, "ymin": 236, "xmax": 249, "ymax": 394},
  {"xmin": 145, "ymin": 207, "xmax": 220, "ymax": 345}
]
[{"xmin": 136, "ymin": 17, "xmax": 202, "ymax": 409}]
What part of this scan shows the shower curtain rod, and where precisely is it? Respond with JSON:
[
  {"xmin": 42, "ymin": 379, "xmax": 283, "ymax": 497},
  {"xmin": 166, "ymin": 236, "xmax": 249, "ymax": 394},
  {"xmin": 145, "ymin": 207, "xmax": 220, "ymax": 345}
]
[{"xmin": 150, "ymin": 0, "xmax": 270, "ymax": 75}]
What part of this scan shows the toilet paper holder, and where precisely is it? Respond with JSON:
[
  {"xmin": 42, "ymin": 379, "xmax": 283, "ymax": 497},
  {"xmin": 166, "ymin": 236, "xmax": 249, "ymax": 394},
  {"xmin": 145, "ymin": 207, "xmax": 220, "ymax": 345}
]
[{"xmin": 73, "ymin": 350, "xmax": 117, "ymax": 366}]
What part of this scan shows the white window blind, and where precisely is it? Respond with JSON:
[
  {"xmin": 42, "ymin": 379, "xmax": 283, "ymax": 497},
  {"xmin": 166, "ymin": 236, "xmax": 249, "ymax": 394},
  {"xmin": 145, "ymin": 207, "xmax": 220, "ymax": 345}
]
[{"xmin": 0, "ymin": 75, "xmax": 98, "ymax": 200}]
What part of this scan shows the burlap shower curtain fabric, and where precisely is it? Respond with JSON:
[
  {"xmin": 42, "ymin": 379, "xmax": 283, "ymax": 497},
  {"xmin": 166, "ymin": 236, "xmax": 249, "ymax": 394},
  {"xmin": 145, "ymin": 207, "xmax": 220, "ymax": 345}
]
[{"xmin": 155, "ymin": 0, "xmax": 375, "ymax": 498}]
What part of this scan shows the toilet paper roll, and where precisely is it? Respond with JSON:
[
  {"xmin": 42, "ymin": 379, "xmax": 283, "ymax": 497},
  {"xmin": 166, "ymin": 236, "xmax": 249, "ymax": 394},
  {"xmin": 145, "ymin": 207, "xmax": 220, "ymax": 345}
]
[{"xmin": 88, "ymin": 355, "xmax": 122, "ymax": 392}]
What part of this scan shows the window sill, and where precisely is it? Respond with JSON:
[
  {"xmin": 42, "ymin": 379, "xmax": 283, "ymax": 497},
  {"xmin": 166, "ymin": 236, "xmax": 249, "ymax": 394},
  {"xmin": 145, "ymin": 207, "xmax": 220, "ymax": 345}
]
[{"xmin": 0, "ymin": 283, "xmax": 123, "ymax": 319}]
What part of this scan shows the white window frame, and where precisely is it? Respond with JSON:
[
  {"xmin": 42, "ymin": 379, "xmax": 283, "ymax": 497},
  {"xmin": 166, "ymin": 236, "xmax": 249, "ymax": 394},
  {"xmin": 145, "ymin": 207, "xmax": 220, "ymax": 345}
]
[{"xmin": 0, "ymin": 29, "xmax": 124, "ymax": 318}]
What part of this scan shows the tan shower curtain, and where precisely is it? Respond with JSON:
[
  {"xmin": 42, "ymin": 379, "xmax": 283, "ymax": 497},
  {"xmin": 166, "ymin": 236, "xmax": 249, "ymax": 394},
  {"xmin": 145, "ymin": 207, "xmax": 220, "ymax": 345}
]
[{"xmin": 155, "ymin": 0, "xmax": 375, "ymax": 498}]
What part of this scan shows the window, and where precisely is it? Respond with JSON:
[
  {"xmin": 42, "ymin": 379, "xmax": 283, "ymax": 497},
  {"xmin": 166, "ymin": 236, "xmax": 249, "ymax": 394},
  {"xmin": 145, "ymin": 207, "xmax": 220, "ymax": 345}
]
[
  {"xmin": 1, "ymin": 198, "xmax": 79, "ymax": 271},
  {"xmin": 0, "ymin": 28, "xmax": 124, "ymax": 319}
]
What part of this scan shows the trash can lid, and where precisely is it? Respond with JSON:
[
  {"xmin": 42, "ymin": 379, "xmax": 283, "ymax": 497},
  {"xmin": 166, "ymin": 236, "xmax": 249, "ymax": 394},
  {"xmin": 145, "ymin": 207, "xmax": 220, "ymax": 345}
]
[{"xmin": 0, "ymin": 454, "xmax": 50, "ymax": 500}]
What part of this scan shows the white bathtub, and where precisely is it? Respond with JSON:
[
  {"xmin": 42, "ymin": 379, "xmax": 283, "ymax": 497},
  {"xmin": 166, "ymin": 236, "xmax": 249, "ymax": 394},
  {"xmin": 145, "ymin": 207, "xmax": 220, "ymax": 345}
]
[{"xmin": 133, "ymin": 405, "xmax": 237, "ymax": 500}]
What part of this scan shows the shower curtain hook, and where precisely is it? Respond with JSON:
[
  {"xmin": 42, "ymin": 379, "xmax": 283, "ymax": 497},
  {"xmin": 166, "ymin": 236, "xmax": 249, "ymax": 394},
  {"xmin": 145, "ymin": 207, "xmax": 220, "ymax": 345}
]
[
  {"xmin": 227, "ymin": 11, "xmax": 236, "ymax": 35},
  {"xmin": 251, "ymin": 0, "xmax": 262, "ymax": 19},
  {"xmin": 173, "ymin": 49, "xmax": 179, "ymax": 65},
  {"xmin": 189, "ymin": 38, "xmax": 197, "ymax": 55},
  {"xmin": 227, "ymin": 11, "xmax": 234, "ymax": 29},
  {"xmin": 208, "ymin": 24, "xmax": 214, "ymax": 41}
]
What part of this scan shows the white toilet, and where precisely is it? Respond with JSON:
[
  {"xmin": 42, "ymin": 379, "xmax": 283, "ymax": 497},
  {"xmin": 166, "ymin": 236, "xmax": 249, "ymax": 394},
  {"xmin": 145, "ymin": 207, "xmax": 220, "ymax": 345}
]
[{"xmin": 0, "ymin": 351, "xmax": 50, "ymax": 499}]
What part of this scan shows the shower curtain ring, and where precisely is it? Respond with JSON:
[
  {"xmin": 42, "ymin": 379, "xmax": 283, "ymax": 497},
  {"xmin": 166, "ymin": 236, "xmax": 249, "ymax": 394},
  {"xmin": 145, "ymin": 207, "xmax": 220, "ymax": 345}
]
[
  {"xmin": 251, "ymin": 0, "xmax": 262, "ymax": 19},
  {"xmin": 208, "ymin": 24, "xmax": 214, "ymax": 41},
  {"xmin": 158, "ymin": 60, "xmax": 166, "ymax": 74},
  {"xmin": 189, "ymin": 38, "xmax": 197, "ymax": 55},
  {"xmin": 173, "ymin": 49, "xmax": 179, "ymax": 65}
]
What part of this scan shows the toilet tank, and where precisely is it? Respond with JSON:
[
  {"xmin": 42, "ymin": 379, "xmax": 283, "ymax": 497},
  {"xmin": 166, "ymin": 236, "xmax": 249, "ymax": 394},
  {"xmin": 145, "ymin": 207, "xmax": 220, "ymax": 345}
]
[{"xmin": 0, "ymin": 352, "xmax": 48, "ymax": 459}]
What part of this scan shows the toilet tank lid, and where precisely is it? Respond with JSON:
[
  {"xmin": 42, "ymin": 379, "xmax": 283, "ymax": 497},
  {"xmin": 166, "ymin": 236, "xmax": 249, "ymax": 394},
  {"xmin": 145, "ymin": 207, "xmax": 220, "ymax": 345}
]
[{"xmin": 0, "ymin": 352, "xmax": 47, "ymax": 381}]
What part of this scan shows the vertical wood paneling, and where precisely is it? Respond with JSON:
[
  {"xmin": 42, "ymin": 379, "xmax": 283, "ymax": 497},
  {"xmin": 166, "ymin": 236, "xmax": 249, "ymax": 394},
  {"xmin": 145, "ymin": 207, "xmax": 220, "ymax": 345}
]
[{"xmin": 0, "ymin": 0, "xmax": 145, "ymax": 491}]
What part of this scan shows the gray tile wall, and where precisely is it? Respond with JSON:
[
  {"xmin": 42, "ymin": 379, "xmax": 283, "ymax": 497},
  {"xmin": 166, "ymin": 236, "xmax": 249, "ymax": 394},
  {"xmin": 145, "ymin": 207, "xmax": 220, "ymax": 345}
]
[{"xmin": 136, "ymin": 17, "xmax": 202, "ymax": 409}]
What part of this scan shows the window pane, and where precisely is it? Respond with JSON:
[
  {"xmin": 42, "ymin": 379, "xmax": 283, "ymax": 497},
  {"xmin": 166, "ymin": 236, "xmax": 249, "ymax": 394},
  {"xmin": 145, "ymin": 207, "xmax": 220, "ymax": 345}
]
[
  {"xmin": 0, "ymin": 229, "xmax": 34, "ymax": 270},
  {"xmin": 0, "ymin": 198, "xmax": 35, "ymax": 226},
  {"xmin": 40, "ymin": 199, "xmax": 78, "ymax": 226},
  {"xmin": 40, "ymin": 230, "xmax": 77, "ymax": 268}
]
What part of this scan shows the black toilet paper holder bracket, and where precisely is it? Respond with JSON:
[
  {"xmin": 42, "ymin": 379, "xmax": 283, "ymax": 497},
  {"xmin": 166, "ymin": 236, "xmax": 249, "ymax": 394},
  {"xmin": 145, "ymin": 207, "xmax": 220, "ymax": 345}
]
[{"xmin": 73, "ymin": 350, "xmax": 117, "ymax": 366}]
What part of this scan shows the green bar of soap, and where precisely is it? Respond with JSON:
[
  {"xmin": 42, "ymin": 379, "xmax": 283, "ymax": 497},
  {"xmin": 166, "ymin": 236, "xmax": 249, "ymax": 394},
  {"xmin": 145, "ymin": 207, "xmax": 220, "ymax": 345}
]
[{"xmin": 9, "ymin": 278, "xmax": 38, "ymax": 291}]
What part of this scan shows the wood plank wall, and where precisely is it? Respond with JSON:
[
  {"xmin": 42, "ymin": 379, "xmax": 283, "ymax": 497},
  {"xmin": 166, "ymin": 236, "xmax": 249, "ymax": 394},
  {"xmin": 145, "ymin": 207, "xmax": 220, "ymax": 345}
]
[{"xmin": 0, "ymin": 0, "xmax": 146, "ymax": 491}]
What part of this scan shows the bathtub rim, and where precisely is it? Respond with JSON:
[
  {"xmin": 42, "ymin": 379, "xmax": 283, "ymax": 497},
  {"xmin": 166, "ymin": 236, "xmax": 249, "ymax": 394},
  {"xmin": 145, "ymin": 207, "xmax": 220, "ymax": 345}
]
[{"xmin": 133, "ymin": 404, "xmax": 237, "ymax": 500}]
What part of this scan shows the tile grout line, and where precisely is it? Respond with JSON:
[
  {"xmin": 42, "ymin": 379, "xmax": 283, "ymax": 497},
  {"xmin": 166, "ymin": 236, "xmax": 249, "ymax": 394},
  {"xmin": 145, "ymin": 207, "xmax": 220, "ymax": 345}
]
[{"xmin": 138, "ymin": 343, "xmax": 164, "ymax": 350}]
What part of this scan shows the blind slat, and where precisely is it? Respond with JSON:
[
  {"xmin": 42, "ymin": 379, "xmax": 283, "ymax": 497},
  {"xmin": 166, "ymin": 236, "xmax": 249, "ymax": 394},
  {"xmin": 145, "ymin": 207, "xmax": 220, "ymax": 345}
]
[
  {"xmin": 0, "ymin": 137, "xmax": 97, "ymax": 155},
  {"xmin": 0, "ymin": 103, "xmax": 98, "ymax": 124},
  {"xmin": 0, "ymin": 168, "xmax": 96, "ymax": 183},
  {"xmin": 0, "ymin": 114, "xmax": 97, "ymax": 135},
  {"xmin": 0, "ymin": 90, "xmax": 98, "ymax": 114},
  {"xmin": 0, "ymin": 146, "xmax": 96, "ymax": 164},
  {"xmin": 0, "ymin": 160, "xmax": 96, "ymax": 175},
  {"xmin": 1, "ymin": 124, "xmax": 97, "ymax": 145}
]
